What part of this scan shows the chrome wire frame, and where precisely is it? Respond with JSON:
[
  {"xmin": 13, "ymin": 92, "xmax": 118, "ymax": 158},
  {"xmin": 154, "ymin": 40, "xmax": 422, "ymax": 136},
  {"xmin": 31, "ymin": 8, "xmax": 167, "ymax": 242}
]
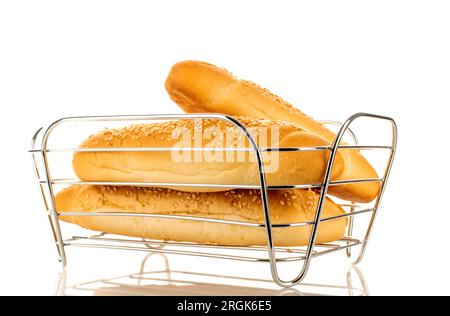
[{"xmin": 30, "ymin": 113, "xmax": 397, "ymax": 287}]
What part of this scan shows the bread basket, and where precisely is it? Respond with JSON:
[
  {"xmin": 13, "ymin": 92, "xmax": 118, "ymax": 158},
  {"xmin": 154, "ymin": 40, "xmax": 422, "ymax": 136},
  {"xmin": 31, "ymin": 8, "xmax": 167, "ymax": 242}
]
[{"xmin": 30, "ymin": 112, "xmax": 397, "ymax": 287}]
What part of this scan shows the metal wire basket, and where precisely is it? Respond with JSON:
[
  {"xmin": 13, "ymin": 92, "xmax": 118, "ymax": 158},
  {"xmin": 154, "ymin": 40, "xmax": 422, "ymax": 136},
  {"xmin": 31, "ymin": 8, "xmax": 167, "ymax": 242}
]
[{"xmin": 30, "ymin": 112, "xmax": 397, "ymax": 287}]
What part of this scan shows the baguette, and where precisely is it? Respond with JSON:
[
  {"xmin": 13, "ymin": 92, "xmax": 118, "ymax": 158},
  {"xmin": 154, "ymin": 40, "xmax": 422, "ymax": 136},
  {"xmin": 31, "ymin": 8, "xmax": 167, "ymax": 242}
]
[
  {"xmin": 73, "ymin": 117, "xmax": 344, "ymax": 192},
  {"xmin": 56, "ymin": 185, "xmax": 347, "ymax": 246},
  {"xmin": 165, "ymin": 61, "xmax": 380, "ymax": 202}
]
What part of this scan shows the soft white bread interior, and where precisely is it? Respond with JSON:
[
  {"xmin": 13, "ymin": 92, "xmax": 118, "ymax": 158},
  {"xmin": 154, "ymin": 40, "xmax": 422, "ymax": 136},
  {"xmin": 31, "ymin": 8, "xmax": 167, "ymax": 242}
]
[
  {"xmin": 56, "ymin": 185, "xmax": 347, "ymax": 247},
  {"xmin": 165, "ymin": 61, "xmax": 380, "ymax": 202},
  {"xmin": 72, "ymin": 117, "xmax": 344, "ymax": 192}
]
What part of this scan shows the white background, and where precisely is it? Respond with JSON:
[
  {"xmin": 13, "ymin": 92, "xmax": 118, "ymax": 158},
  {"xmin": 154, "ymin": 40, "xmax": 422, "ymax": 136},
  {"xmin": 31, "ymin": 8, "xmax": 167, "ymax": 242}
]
[{"xmin": 1, "ymin": 0, "xmax": 449, "ymax": 295}]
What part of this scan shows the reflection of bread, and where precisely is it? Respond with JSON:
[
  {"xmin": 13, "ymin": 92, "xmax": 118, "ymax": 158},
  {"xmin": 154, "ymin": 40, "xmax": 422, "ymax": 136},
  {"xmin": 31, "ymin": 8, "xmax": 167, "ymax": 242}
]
[
  {"xmin": 165, "ymin": 61, "xmax": 380, "ymax": 202},
  {"xmin": 72, "ymin": 117, "xmax": 344, "ymax": 192},
  {"xmin": 56, "ymin": 185, "xmax": 347, "ymax": 247}
]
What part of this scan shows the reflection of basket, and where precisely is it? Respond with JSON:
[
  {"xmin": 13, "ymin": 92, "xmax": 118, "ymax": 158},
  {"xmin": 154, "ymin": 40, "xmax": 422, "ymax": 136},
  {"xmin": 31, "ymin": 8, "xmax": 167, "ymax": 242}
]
[
  {"xmin": 57, "ymin": 253, "xmax": 370, "ymax": 296},
  {"xmin": 30, "ymin": 113, "xmax": 397, "ymax": 287}
]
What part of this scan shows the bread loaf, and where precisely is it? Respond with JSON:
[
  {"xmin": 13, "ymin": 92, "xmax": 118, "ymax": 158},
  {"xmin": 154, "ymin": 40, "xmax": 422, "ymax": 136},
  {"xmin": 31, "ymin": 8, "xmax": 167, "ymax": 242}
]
[
  {"xmin": 165, "ymin": 61, "xmax": 380, "ymax": 202},
  {"xmin": 56, "ymin": 185, "xmax": 347, "ymax": 246},
  {"xmin": 73, "ymin": 117, "xmax": 344, "ymax": 192}
]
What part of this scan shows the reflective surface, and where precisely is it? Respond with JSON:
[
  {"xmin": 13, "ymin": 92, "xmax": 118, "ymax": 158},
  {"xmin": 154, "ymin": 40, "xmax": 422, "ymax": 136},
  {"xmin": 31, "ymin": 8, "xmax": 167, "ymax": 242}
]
[{"xmin": 57, "ymin": 253, "xmax": 369, "ymax": 296}]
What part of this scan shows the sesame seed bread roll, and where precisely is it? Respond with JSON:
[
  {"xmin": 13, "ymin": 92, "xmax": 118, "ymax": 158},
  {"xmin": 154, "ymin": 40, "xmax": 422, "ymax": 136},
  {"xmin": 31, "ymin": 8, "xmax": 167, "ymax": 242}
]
[
  {"xmin": 72, "ymin": 117, "xmax": 344, "ymax": 192},
  {"xmin": 165, "ymin": 61, "xmax": 380, "ymax": 202},
  {"xmin": 56, "ymin": 186, "xmax": 347, "ymax": 247}
]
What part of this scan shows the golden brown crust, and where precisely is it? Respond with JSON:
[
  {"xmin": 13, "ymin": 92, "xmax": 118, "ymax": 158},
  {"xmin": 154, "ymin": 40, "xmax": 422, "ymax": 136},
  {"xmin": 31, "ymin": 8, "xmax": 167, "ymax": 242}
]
[
  {"xmin": 73, "ymin": 117, "xmax": 344, "ymax": 192},
  {"xmin": 56, "ymin": 185, "xmax": 347, "ymax": 247},
  {"xmin": 165, "ymin": 60, "xmax": 380, "ymax": 202}
]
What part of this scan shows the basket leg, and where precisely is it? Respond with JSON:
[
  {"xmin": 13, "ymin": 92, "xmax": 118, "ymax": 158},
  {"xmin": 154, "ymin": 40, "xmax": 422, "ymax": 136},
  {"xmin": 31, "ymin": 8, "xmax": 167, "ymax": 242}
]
[
  {"xmin": 351, "ymin": 172, "xmax": 391, "ymax": 265},
  {"xmin": 30, "ymin": 132, "xmax": 66, "ymax": 267},
  {"xmin": 351, "ymin": 199, "xmax": 381, "ymax": 265},
  {"xmin": 248, "ymin": 135, "xmax": 329, "ymax": 287},
  {"xmin": 50, "ymin": 210, "xmax": 67, "ymax": 267},
  {"xmin": 263, "ymin": 211, "xmax": 321, "ymax": 287},
  {"xmin": 346, "ymin": 203, "xmax": 356, "ymax": 258},
  {"xmin": 259, "ymin": 160, "xmax": 326, "ymax": 287},
  {"xmin": 39, "ymin": 148, "xmax": 67, "ymax": 267},
  {"xmin": 351, "ymin": 120, "xmax": 397, "ymax": 265},
  {"xmin": 263, "ymin": 121, "xmax": 340, "ymax": 287},
  {"xmin": 263, "ymin": 114, "xmax": 374, "ymax": 286}
]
